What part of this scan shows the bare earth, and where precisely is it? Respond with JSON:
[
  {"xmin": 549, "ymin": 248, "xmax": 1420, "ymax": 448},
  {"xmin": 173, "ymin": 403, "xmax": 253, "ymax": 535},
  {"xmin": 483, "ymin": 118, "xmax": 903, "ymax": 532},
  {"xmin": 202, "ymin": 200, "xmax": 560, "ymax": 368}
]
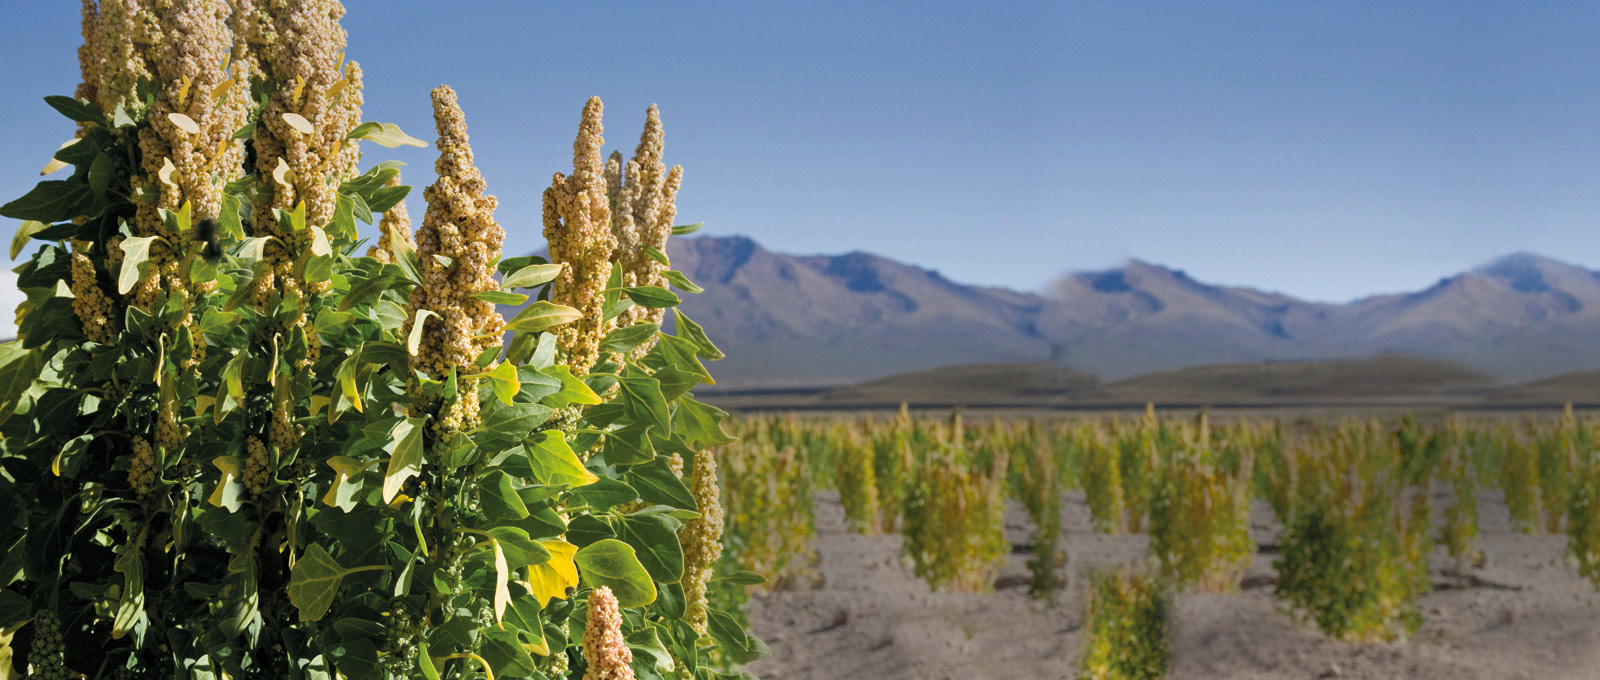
[{"xmin": 745, "ymin": 489, "xmax": 1600, "ymax": 680}]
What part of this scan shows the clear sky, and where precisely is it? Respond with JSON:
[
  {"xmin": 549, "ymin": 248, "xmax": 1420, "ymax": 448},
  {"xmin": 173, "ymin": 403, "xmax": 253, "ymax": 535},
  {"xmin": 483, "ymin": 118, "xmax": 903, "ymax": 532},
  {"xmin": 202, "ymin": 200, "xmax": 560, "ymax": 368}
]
[{"xmin": 3, "ymin": 1, "xmax": 1599, "ymax": 308}]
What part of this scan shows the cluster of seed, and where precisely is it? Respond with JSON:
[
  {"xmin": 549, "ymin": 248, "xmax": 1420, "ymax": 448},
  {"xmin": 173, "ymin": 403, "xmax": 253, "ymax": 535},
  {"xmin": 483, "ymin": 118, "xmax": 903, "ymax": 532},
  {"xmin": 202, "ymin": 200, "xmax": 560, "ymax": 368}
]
[
  {"xmin": 75, "ymin": 0, "xmax": 103, "ymax": 125},
  {"xmin": 609, "ymin": 105, "xmax": 683, "ymax": 339},
  {"xmin": 128, "ymin": 436, "xmax": 156, "ymax": 496},
  {"xmin": 680, "ymin": 448, "xmax": 725, "ymax": 634},
  {"xmin": 154, "ymin": 395, "xmax": 182, "ymax": 449},
  {"xmin": 543, "ymin": 97, "xmax": 614, "ymax": 375},
  {"xmin": 91, "ymin": 0, "xmax": 157, "ymax": 117},
  {"xmin": 581, "ymin": 586, "xmax": 634, "ymax": 680},
  {"xmin": 247, "ymin": 0, "xmax": 364, "ymax": 303},
  {"xmin": 366, "ymin": 172, "xmax": 413, "ymax": 263},
  {"xmin": 136, "ymin": 0, "xmax": 250, "ymax": 231},
  {"xmin": 27, "ymin": 609, "xmax": 70, "ymax": 680},
  {"xmin": 431, "ymin": 388, "xmax": 481, "ymax": 434},
  {"xmin": 243, "ymin": 436, "xmax": 271, "ymax": 496},
  {"xmin": 68, "ymin": 244, "xmax": 118, "ymax": 344},
  {"xmin": 402, "ymin": 85, "xmax": 504, "ymax": 385},
  {"xmin": 268, "ymin": 392, "xmax": 295, "ymax": 452}
]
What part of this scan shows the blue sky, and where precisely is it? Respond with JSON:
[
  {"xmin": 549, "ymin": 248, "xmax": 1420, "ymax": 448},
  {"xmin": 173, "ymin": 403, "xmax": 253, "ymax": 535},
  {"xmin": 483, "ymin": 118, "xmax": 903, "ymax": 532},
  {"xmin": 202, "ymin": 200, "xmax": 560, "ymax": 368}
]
[{"xmin": 3, "ymin": 1, "xmax": 1600, "ymax": 307}]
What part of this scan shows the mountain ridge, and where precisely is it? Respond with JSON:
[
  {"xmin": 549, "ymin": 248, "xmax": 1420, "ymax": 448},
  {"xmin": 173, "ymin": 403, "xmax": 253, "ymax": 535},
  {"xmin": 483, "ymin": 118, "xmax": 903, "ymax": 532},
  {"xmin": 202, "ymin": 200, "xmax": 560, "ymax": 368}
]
[{"xmin": 650, "ymin": 235, "xmax": 1600, "ymax": 388}]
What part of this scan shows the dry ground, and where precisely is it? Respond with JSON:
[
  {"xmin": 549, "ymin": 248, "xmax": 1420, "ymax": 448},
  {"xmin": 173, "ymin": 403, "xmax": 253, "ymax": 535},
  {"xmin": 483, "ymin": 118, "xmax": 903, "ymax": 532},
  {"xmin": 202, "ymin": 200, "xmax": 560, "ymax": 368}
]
[{"xmin": 745, "ymin": 488, "xmax": 1600, "ymax": 680}]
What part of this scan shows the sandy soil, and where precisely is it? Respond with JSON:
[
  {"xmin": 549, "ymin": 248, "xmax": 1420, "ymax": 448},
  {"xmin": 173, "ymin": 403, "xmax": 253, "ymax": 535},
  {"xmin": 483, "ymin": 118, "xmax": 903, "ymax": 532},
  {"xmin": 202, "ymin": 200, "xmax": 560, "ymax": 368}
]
[{"xmin": 745, "ymin": 488, "xmax": 1600, "ymax": 680}]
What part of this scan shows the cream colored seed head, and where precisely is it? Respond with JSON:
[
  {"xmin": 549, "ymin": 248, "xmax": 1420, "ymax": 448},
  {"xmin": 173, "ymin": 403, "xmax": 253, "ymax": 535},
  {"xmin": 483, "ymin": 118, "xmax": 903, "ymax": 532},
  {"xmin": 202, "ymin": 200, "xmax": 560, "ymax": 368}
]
[
  {"xmin": 128, "ymin": 436, "xmax": 156, "ymax": 496},
  {"xmin": 244, "ymin": 436, "xmax": 270, "ymax": 496},
  {"xmin": 75, "ymin": 0, "xmax": 103, "ymax": 124},
  {"xmin": 611, "ymin": 106, "xmax": 682, "ymax": 339},
  {"xmin": 581, "ymin": 586, "xmax": 635, "ymax": 680},
  {"xmin": 543, "ymin": 97, "xmax": 614, "ymax": 375},
  {"xmin": 95, "ymin": 0, "xmax": 156, "ymax": 116},
  {"xmin": 68, "ymin": 246, "xmax": 117, "ymax": 344},
  {"xmin": 680, "ymin": 448, "xmax": 725, "ymax": 633},
  {"xmin": 402, "ymin": 85, "xmax": 504, "ymax": 385}
]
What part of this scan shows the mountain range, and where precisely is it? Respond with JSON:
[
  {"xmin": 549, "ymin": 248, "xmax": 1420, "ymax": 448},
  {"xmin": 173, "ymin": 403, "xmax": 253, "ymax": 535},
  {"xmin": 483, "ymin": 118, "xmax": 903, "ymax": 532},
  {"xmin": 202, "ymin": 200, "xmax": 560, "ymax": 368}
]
[{"xmin": 657, "ymin": 236, "xmax": 1600, "ymax": 389}]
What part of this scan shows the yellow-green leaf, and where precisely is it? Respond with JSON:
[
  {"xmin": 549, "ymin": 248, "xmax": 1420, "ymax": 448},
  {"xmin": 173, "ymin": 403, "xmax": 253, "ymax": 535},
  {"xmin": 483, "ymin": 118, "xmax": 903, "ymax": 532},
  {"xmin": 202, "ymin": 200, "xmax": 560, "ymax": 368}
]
[
  {"xmin": 523, "ymin": 540, "xmax": 578, "ymax": 607},
  {"xmin": 209, "ymin": 456, "xmax": 244, "ymax": 510},
  {"xmin": 575, "ymin": 539, "xmax": 656, "ymax": 608},
  {"xmin": 40, "ymin": 140, "xmax": 76, "ymax": 176},
  {"xmin": 350, "ymin": 121, "xmax": 427, "ymax": 148},
  {"xmin": 10, "ymin": 220, "xmax": 44, "ymax": 259},
  {"xmin": 283, "ymin": 112, "xmax": 316, "ymax": 135},
  {"xmin": 381, "ymin": 417, "xmax": 426, "ymax": 503},
  {"xmin": 117, "ymin": 236, "xmax": 158, "ymax": 294},
  {"xmin": 169, "ymin": 112, "xmax": 200, "ymax": 135},
  {"xmin": 526, "ymin": 430, "xmax": 599, "ymax": 488},
  {"xmin": 504, "ymin": 301, "xmax": 583, "ymax": 334},
  {"xmin": 408, "ymin": 309, "xmax": 439, "ymax": 357},
  {"xmin": 486, "ymin": 361, "xmax": 518, "ymax": 406},
  {"xmin": 322, "ymin": 455, "xmax": 373, "ymax": 510}
]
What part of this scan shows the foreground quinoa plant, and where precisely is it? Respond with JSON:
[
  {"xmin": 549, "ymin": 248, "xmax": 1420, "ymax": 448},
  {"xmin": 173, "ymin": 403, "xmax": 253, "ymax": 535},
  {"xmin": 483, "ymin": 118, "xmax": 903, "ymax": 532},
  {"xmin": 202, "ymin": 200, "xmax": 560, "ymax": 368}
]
[{"xmin": 0, "ymin": 2, "xmax": 761, "ymax": 678}]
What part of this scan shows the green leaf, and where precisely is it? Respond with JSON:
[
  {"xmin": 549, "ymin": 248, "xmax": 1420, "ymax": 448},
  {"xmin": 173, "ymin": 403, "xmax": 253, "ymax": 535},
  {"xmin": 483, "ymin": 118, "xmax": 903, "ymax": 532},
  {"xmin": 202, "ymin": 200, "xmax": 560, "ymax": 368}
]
[
  {"xmin": 482, "ymin": 628, "xmax": 537, "ymax": 676},
  {"xmin": 287, "ymin": 544, "xmax": 349, "ymax": 622},
  {"xmin": 708, "ymin": 609, "xmax": 771, "ymax": 664},
  {"xmin": 675, "ymin": 397, "xmax": 736, "ymax": 449},
  {"xmin": 479, "ymin": 470, "xmax": 529, "ymax": 521},
  {"xmin": 504, "ymin": 300, "xmax": 583, "ymax": 334},
  {"xmin": 599, "ymin": 323, "xmax": 659, "ymax": 354},
  {"xmin": 542, "ymin": 365, "xmax": 602, "ymax": 407},
  {"xmin": 575, "ymin": 539, "xmax": 657, "ymax": 608},
  {"xmin": 619, "ymin": 375, "xmax": 671, "ymax": 433},
  {"xmin": 503, "ymin": 263, "xmax": 564, "ymax": 289},
  {"xmin": 486, "ymin": 526, "xmax": 552, "ymax": 568},
  {"xmin": 671, "ymin": 222, "xmax": 703, "ymax": 236},
  {"xmin": 626, "ymin": 458, "xmax": 697, "ymax": 511},
  {"xmin": 524, "ymin": 430, "xmax": 599, "ymax": 488},
  {"xmin": 381, "ymin": 417, "xmax": 427, "ymax": 503},
  {"xmin": 349, "ymin": 121, "xmax": 428, "ymax": 148},
  {"xmin": 623, "ymin": 286, "xmax": 680, "ymax": 309},
  {"xmin": 661, "ymin": 270, "xmax": 702, "ymax": 294},
  {"xmin": 44, "ymin": 95, "xmax": 105, "ymax": 125},
  {"xmin": 617, "ymin": 513, "xmax": 684, "ymax": 583},
  {"xmin": 472, "ymin": 290, "xmax": 528, "ymax": 305},
  {"xmin": 117, "ymin": 236, "xmax": 158, "ymax": 295},
  {"xmin": 478, "ymin": 399, "xmax": 555, "ymax": 448},
  {"xmin": 1, "ymin": 181, "xmax": 98, "ymax": 223},
  {"xmin": 711, "ymin": 571, "xmax": 768, "ymax": 587},
  {"xmin": 570, "ymin": 476, "xmax": 639, "ymax": 510},
  {"xmin": 673, "ymin": 309, "xmax": 724, "ymax": 360},
  {"xmin": 0, "ymin": 343, "xmax": 42, "ymax": 428}
]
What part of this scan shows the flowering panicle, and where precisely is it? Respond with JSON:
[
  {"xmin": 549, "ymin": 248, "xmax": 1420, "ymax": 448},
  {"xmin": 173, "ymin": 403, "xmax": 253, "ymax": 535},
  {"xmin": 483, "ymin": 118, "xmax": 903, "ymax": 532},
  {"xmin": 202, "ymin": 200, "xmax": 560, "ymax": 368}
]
[
  {"xmin": 367, "ymin": 172, "xmax": 413, "ymax": 263},
  {"xmin": 581, "ymin": 587, "xmax": 634, "ymax": 680},
  {"xmin": 543, "ymin": 97, "xmax": 614, "ymax": 375},
  {"xmin": 128, "ymin": 436, "xmax": 156, "ymax": 496},
  {"xmin": 75, "ymin": 0, "xmax": 103, "ymax": 122},
  {"xmin": 608, "ymin": 106, "xmax": 683, "ymax": 349},
  {"xmin": 247, "ymin": 0, "xmax": 363, "ymax": 304},
  {"xmin": 680, "ymin": 448, "xmax": 724, "ymax": 634},
  {"xmin": 402, "ymin": 86, "xmax": 505, "ymax": 429},
  {"xmin": 93, "ymin": 0, "xmax": 157, "ymax": 117},
  {"xmin": 68, "ymin": 243, "xmax": 118, "ymax": 344}
]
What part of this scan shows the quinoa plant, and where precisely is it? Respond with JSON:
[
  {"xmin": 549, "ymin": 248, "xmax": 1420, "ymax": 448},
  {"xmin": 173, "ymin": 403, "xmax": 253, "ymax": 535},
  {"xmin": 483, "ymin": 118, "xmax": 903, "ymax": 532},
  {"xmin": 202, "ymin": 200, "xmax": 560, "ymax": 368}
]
[
  {"xmin": 720, "ymin": 435, "xmax": 817, "ymax": 591},
  {"xmin": 1076, "ymin": 567, "xmax": 1172, "ymax": 680},
  {"xmin": 1273, "ymin": 423, "xmax": 1430, "ymax": 642},
  {"xmin": 0, "ymin": 3, "xmax": 764, "ymax": 678},
  {"xmin": 1017, "ymin": 438, "xmax": 1065, "ymax": 602},
  {"xmin": 1567, "ymin": 450, "xmax": 1600, "ymax": 589},
  {"xmin": 834, "ymin": 427, "xmax": 881, "ymax": 534},
  {"xmin": 1081, "ymin": 427, "xmax": 1127, "ymax": 534},
  {"xmin": 1147, "ymin": 442, "xmax": 1253, "ymax": 592},
  {"xmin": 902, "ymin": 415, "xmax": 1006, "ymax": 593}
]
